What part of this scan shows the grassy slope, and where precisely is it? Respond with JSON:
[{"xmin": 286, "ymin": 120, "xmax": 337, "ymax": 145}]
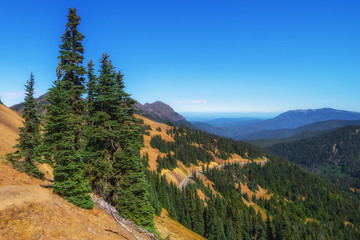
[
  {"xmin": 0, "ymin": 104, "xmax": 204, "ymax": 240},
  {"xmin": 140, "ymin": 115, "xmax": 271, "ymax": 219}
]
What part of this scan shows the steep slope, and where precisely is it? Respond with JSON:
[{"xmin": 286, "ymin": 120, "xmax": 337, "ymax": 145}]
[
  {"xmin": 267, "ymin": 125, "xmax": 360, "ymax": 189},
  {"xmin": 139, "ymin": 114, "xmax": 266, "ymax": 187},
  {"xmin": 0, "ymin": 104, "xmax": 157, "ymax": 240},
  {"xmin": 143, "ymin": 116, "xmax": 360, "ymax": 239},
  {"xmin": 0, "ymin": 104, "xmax": 205, "ymax": 240},
  {"xmin": 0, "ymin": 104, "xmax": 23, "ymax": 156}
]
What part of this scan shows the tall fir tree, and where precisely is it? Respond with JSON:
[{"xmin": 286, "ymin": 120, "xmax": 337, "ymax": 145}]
[
  {"xmin": 58, "ymin": 7, "xmax": 86, "ymax": 151},
  {"xmin": 84, "ymin": 53, "xmax": 154, "ymax": 229},
  {"xmin": 44, "ymin": 65, "xmax": 93, "ymax": 209},
  {"xmin": 42, "ymin": 7, "xmax": 93, "ymax": 209},
  {"xmin": 11, "ymin": 73, "xmax": 43, "ymax": 178}
]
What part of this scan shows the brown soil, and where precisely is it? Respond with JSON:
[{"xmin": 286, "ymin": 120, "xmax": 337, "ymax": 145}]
[
  {"xmin": 0, "ymin": 106, "xmax": 152, "ymax": 240},
  {"xmin": 0, "ymin": 104, "xmax": 23, "ymax": 157}
]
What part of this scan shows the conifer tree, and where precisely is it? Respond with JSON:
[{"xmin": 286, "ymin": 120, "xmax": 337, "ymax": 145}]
[
  {"xmin": 58, "ymin": 7, "xmax": 86, "ymax": 150},
  {"xmin": 11, "ymin": 73, "xmax": 43, "ymax": 178},
  {"xmin": 85, "ymin": 53, "xmax": 154, "ymax": 229},
  {"xmin": 43, "ymin": 7, "xmax": 93, "ymax": 209},
  {"xmin": 44, "ymin": 65, "xmax": 93, "ymax": 209}
]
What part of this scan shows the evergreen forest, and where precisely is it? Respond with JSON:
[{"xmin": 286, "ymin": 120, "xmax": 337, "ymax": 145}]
[{"xmin": 146, "ymin": 126, "xmax": 360, "ymax": 239}]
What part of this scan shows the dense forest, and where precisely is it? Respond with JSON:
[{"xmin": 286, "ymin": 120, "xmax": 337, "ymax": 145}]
[
  {"xmin": 267, "ymin": 125, "xmax": 360, "ymax": 191},
  {"xmin": 150, "ymin": 125, "xmax": 264, "ymax": 172},
  {"xmin": 146, "ymin": 125, "xmax": 360, "ymax": 239}
]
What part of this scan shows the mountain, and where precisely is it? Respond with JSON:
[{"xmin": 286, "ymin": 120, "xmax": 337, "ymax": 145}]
[
  {"xmin": 3, "ymin": 101, "xmax": 360, "ymax": 239},
  {"xmin": 11, "ymin": 92, "xmax": 49, "ymax": 116},
  {"xmin": 0, "ymin": 103, "xmax": 205, "ymax": 240},
  {"xmin": 194, "ymin": 108, "xmax": 360, "ymax": 140},
  {"xmin": 245, "ymin": 119, "xmax": 360, "ymax": 142},
  {"xmin": 135, "ymin": 101, "xmax": 194, "ymax": 127},
  {"xmin": 256, "ymin": 108, "xmax": 360, "ymax": 130},
  {"xmin": 11, "ymin": 94, "xmax": 194, "ymax": 128},
  {"xmin": 141, "ymin": 116, "xmax": 360, "ymax": 239},
  {"xmin": 267, "ymin": 125, "xmax": 360, "ymax": 190}
]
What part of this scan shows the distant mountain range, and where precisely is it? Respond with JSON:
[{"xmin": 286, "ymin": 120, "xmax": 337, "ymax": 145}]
[
  {"xmin": 11, "ymin": 96, "xmax": 360, "ymax": 143},
  {"xmin": 11, "ymin": 93, "xmax": 194, "ymax": 128},
  {"xmin": 194, "ymin": 108, "xmax": 360, "ymax": 140}
]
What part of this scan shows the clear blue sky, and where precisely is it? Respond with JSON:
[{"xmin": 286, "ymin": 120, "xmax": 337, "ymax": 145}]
[{"xmin": 0, "ymin": 0, "xmax": 359, "ymax": 115}]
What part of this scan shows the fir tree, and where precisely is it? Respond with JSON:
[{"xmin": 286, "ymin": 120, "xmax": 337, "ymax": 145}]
[
  {"xmin": 11, "ymin": 73, "xmax": 43, "ymax": 178},
  {"xmin": 44, "ymin": 65, "xmax": 93, "ymax": 209},
  {"xmin": 58, "ymin": 7, "xmax": 86, "ymax": 150},
  {"xmin": 43, "ymin": 7, "xmax": 93, "ymax": 209},
  {"xmin": 85, "ymin": 53, "xmax": 154, "ymax": 229}
]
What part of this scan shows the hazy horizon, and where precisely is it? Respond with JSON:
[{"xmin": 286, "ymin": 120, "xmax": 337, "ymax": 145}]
[{"xmin": 1, "ymin": 1, "xmax": 359, "ymax": 113}]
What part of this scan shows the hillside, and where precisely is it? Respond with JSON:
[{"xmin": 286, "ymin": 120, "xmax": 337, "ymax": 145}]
[
  {"xmin": 140, "ymin": 116, "xmax": 360, "ymax": 239},
  {"xmin": 267, "ymin": 125, "xmax": 360, "ymax": 190},
  {"xmin": 0, "ymin": 104, "xmax": 23, "ymax": 156},
  {"xmin": 4, "ymin": 101, "xmax": 360, "ymax": 239},
  {"xmin": 0, "ymin": 104, "xmax": 204, "ymax": 240}
]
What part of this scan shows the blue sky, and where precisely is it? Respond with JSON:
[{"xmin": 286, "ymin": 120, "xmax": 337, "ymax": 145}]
[{"xmin": 0, "ymin": 0, "xmax": 359, "ymax": 115}]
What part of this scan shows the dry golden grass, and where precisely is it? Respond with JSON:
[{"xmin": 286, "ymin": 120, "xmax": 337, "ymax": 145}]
[
  {"xmin": 138, "ymin": 115, "xmax": 175, "ymax": 171},
  {"xmin": 0, "ymin": 106, "xmax": 152, "ymax": 240},
  {"xmin": 0, "ymin": 159, "xmax": 152, "ymax": 240},
  {"xmin": 0, "ymin": 104, "xmax": 23, "ymax": 157},
  {"xmin": 155, "ymin": 209, "xmax": 206, "ymax": 240}
]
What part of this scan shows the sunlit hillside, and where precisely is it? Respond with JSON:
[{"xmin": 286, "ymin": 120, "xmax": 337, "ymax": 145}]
[{"xmin": 0, "ymin": 104, "xmax": 205, "ymax": 240}]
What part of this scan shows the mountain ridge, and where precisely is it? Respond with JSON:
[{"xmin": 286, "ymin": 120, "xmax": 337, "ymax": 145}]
[
  {"xmin": 10, "ymin": 93, "xmax": 195, "ymax": 128},
  {"xmin": 194, "ymin": 108, "xmax": 360, "ymax": 140}
]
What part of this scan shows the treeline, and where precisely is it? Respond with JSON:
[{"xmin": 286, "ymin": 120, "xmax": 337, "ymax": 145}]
[
  {"xmin": 8, "ymin": 8, "xmax": 154, "ymax": 230},
  {"xmin": 146, "ymin": 129, "xmax": 360, "ymax": 240},
  {"xmin": 149, "ymin": 125, "xmax": 264, "ymax": 172},
  {"xmin": 146, "ymin": 169, "xmax": 269, "ymax": 240},
  {"xmin": 204, "ymin": 156, "xmax": 360, "ymax": 239},
  {"xmin": 267, "ymin": 125, "xmax": 360, "ymax": 190}
]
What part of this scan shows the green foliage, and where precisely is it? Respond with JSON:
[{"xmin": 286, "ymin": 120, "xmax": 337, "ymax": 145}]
[
  {"xmin": 146, "ymin": 123, "xmax": 360, "ymax": 239},
  {"xmin": 8, "ymin": 73, "xmax": 43, "ymax": 178},
  {"xmin": 45, "ymin": 73, "xmax": 93, "ymax": 209},
  {"xmin": 42, "ymin": 8, "xmax": 93, "ymax": 209},
  {"xmin": 84, "ymin": 53, "xmax": 154, "ymax": 230},
  {"xmin": 267, "ymin": 125, "xmax": 360, "ymax": 190}
]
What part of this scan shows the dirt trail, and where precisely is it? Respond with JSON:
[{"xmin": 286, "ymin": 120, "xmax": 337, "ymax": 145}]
[{"xmin": 0, "ymin": 185, "xmax": 52, "ymax": 211}]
